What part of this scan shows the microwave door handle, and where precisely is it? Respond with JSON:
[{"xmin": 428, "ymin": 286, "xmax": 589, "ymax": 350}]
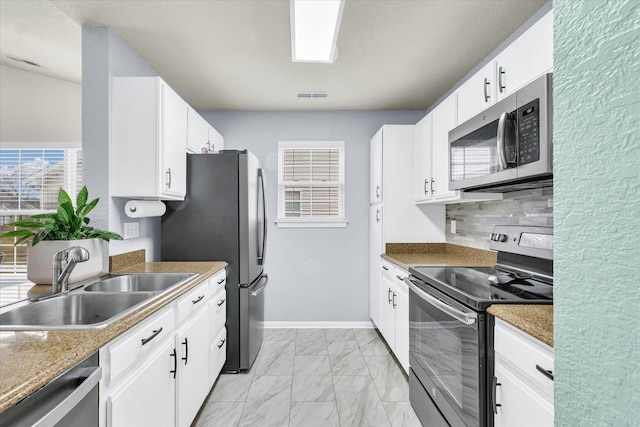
[
  {"xmin": 406, "ymin": 278, "xmax": 477, "ymax": 325},
  {"xmin": 497, "ymin": 112, "xmax": 509, "ymax": 170}
]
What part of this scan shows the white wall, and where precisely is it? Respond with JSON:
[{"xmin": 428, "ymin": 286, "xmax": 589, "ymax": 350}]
[
  {"xmin": 82, "ymin": 27, "xmax": 161, "ymax": 265},
  {"xmin": 201, "ymin": 110, "xmax": 431, "ymax": 323},
  {"xmin": 0, "ymin": 65, "xmax": 81, "ymax": 142}
]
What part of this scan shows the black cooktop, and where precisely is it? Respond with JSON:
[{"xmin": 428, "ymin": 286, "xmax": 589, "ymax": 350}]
[{"xmin": 409, "ymin": 266, "xmax": 553, "ymax": 311}]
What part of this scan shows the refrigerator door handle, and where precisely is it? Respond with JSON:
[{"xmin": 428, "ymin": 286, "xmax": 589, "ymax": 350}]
[
  {"xmin": 257, "ymin": 168, "xmax": 268, "ymax": 266},
  {"xmin": 249, "ymin": 274, "xmax": 269, "ymax": 296}
]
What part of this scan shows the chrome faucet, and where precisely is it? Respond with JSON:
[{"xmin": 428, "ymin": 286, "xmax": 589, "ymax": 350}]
[{"xmin": 52, "ymin": 246, "xmax": 90, "ymax": 294}]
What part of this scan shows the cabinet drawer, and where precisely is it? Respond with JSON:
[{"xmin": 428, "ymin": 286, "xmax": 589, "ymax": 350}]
[
  {"xmin": 209, "ymin": 328, "xmax": 227, "ymax": 384},
  {"xmin": 210, "ymin": 288, "xmax": 227, "ymax": 338},
  {"xmin": 494, "ymin": 319, "xmax": 554, "ymax": 400},
  {"xmin": 107, "ymin": 307, "xmax": 175, "ymax": 386},
  {"xmin": 210, "ymin": 269, "xmax": 226, "ymax": 295},
  {"xmin": 177, "ymin": 280, "xmax": 211, "ymax": 323}
]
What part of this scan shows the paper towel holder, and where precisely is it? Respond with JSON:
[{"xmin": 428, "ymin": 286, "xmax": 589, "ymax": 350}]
[{"xmin": 125, "ymin": 200, "xmax": 166, "ymax": 218}]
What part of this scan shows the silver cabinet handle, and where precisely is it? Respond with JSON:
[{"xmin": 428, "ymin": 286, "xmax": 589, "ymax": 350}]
[
  {"xmin": 376, "ymin": 209, "xmax": 381, "ymax": 223},
  {"xmin": 376, "ymin": 185, "xmax": 381, "ymax": 199},
  {"xmin": 498, "ymin": 66, "xmax": 506, "ymax": 93},
  {"xmin": 406, "ymin": 278, "xmax": 477, "ymax": 325},
  {"xmin": 483, "ymin": 77, "xmax": 491, "ymax": 103},
  {"xmin": 396, "ymin": 275, "xmax": 405, "ymax": 281},
  {"xmin": 424, "ymin": 179, "xmax": 429, "ymax": 195},
  {"xmin": 388, "ymin": 288, "xmax": 393, "ymax": 304},
  {"xmin": 430, "ymin": 178, "xmax": 435, "ymax": 194},
  {"xmin": 141, "ymin": 327, "xmax": 163, "ymax": 346},
  {"xmin": 392, "ymin": 291, "xmax": 397, "ymax": 309},
  {"xmin": 166, "ymin": 167, "xmax": 172, "ymax": 188}
]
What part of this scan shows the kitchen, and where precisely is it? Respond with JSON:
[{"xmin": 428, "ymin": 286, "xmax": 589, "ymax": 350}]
[{"xmin": 0, "ymin": 0, "xmax": 637, "ymax": 426}]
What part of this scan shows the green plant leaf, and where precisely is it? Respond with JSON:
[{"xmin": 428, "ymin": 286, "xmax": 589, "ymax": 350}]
[
  {"xmin": 5, "ymin": 221, "xmax": 45, "ymax": 229},
  {"xmin": 76, "ymin": 186, "xmax": 88, "ymax": 210},
  {"xmin": 58, "ymin": 187, "xmax": 72, "ymax": 206},
  {"xmin": 0, "ymin": 229, "xmax": 35, "ymax": 240},
  {"xmin": 57, "ymin": 205, "xmax": 71, "ymax": 226},
  {"xmin": 80, "ymin": 198, "xmax": 99, "ymax": 217}
]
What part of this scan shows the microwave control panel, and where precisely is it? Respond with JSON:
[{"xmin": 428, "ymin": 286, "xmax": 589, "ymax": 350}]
[{"xmin": 517, "ymin": 99, "xmax": 540, "ymax": 165}]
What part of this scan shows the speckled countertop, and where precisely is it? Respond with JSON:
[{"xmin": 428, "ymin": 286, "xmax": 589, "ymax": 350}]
[
  {"xmin": 381, "ymin": 243, "xmax": 497, "ymax": 270},
  {"xmin": 488, "ymin": 304, "xmax": 554, "ymax": 347},
  {"xmin": 0, "ymin": 261, "xmax": 227, "ymax": 413}
]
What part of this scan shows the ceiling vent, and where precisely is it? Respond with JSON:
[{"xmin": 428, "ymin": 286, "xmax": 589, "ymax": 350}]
[
  {"xmin": 6, "ymin": 55, "xmax": 45, "ymax": 69},
  {"xmin": 296, "ymin": 91, "xmax": 329, "ymax": 99}
]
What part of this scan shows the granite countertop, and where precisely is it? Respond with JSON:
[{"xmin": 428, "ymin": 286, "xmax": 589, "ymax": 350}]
[
  {"xmin": 381, "ymin": 243, "xmax": 497, "ymax": 270},
  {"xmin": 488, "ymin": 304, "xmax": 554, "ymax": 347},
  {"xmin": 0, "ymin": 261, "xmax": 227, "ymax": 413}
]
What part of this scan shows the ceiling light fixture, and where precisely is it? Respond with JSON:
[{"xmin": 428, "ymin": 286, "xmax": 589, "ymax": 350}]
[{"xmin": 290, "ymin": 0, "xmax": 345, "ymax": 63}]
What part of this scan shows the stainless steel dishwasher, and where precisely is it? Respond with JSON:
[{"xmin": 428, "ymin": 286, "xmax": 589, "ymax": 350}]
[{"xmin": 0, "ymin": 352, "xmax": 101, "ymax": 427}]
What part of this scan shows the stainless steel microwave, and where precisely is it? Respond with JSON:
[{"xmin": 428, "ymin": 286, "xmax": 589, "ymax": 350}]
[{"xmin": 449, "ymin": 73, "xmax": 552, "ymax": 192}]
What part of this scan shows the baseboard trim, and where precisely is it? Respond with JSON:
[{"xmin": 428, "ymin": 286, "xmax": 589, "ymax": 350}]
[{"xmin": 264, "ymin": 321, "xmax": 374, "ymax": 329}]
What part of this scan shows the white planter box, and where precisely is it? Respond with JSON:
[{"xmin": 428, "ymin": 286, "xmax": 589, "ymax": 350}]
[{"xmin": 27, "ymin": 239, "xmax": 103, "ymax": 285}]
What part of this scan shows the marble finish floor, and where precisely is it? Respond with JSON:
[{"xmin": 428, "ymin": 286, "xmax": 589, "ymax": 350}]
[{"xmin": 193, "ymin": 328, "xmax": 422, "ymax": 427}]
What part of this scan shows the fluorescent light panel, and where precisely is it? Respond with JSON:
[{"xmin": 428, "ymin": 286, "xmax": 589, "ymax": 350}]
[{"xmin": 290, "ymin": 0, "xmax": 345, "ymax": 63}]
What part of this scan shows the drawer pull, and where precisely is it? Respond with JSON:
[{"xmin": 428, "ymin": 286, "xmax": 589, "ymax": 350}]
[
  {"xmin": 141, "ymin": 327, "xmax": 163, "ymax": 346},
  {"xmin": 536, "ymin": 364, "xmax": 554, "ymax": 381},
  {"xmin": 395, "ymin": 275, "xmax": 405, "ymax": 281},
  {"xmin": 382, "ymin": 266, "xmax": 389, "ymax": 271},
  {"xmin": 192, "ymin": 295, "xmax": 205, "ymax": 305},
  {"xmin": 217, "ymin": 338, "xmax": 226, "ymax": 349},
  {"xmin": 217, "ymin": 298, "xmax": 226, "ymax": 307},
  {"xmin": 217, "ymin": 278, "xmax": 225, "ymax": 285}
]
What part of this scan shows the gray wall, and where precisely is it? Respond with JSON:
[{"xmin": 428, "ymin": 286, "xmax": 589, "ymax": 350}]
[
  {"xmin": 82, "ymin": 27, "xmax": 161, "ymax": 265},
  {"xmin": 445, "ymin": 188, "xmax": 553, "ymax": 249},
  {"xmin": 201, "ymin": 110, "xmax": 424, "ymax": 322}
]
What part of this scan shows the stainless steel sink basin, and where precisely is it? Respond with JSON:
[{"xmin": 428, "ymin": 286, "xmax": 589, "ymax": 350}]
[
  {"xmin": 0, "ymin": 292, "xmax": 156, "ymax": 330},
  {"xmin": 83, "ymin": 273, "xmax": 195, "ymax": 293}
]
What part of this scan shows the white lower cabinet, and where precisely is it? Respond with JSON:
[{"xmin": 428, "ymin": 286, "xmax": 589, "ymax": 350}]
[
  {"xmin": 378, "ymin": 259, "xmax": 410, "ymax": 374},
  {"xmin": 493, "ymin": 318, "xmax": 554, "ymax": 427},
  {"xmin": 100, "ymin": 270, "xmax": 227, "ymax": 427}
]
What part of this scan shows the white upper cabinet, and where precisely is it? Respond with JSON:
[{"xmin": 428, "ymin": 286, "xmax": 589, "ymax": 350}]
[
  {"xmin": 457, "ymin": 61, "xmax": 496, "ymax": 124},
  {"xmin": 187, "ymin": 107, "xmax": 225, "ymax": 154},
  {"xmin": 430, "ymin": 94, "xmax": 459, "ymax": 201},
  {"xmin": 495, "ymin": 10, "xmax": 553, "ymax": 101},
  {"xmin": 413, "ymin": 113, "xmax": 433, "ymax": 203},
  {"xmin": 112, "ymin": 77, "xmax": 187, "ymax": 200},
  {"xmin": 370, "ymin": 128, "xmax": 383, "ymax": 204}
]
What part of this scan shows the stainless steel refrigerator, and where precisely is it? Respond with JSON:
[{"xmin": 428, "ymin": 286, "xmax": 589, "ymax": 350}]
[{"xmin": 161, "ymin": 150, "xmax": 268, "ymax": 372}]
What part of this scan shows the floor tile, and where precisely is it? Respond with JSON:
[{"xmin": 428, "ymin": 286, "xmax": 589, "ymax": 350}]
[
  {"xmin": 327, "ymin": 340, "xmax": 369, "ymax": 376},
  {"xmin": 383, "ymin": 402, "xmax": 423, "ymax": 427},
  {"xmin": 289, "ymin": 402, "xmax": 340, "ymax": 427},
  {"xmin": 333, "ymin": 375, "xmax": 391, "ymax": 427},
  {"xmin": 193, "ymin": 401, "xmax": 245, "ymax": 427},
  {"xmin": 265, "ymin": 328, "xmax": 297, "ymax": 342},
  {"xmin": 254, "ymin": 340, "xmax": 295, "ymax": 376},
  {"xmin": 239, "ymin": 376, "xmax": 292, "ymax": 427},
  {"xmin": 208, "ymin": 371, "xmax": 255, "ymax": 402},
  {"xmin": 365, "ymin": 355, "xmax": 410, "ymax": 402},
  {"xmin": 295, "ymin": 328, "xmax": 328, "ymax": 356},
  {"xmin": 291, "ymin": 356, "xmax": 335, "ymax": 402},
  {"xmin": 354, "ymin": 328, "xmax": 391, "ymax": 356},
  {"xmin": 324, "ymin": 328, "xmax": 356, "ymax": 342}
]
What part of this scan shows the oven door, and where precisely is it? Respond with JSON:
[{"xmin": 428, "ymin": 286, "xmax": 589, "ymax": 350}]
[{"xmin": 407, "ymin": 277, "xmax": 486, "ymax": 427}]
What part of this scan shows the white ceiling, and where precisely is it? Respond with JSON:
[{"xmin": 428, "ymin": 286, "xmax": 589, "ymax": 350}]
[{"xmin": 0, "ymin": 0, "xmax": 547, "ymax": 110}]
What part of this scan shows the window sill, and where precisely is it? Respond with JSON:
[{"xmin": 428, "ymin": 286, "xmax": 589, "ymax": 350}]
[{"xmin": 275, "ymin": 219, "xmax": 349, "ymax": 228}]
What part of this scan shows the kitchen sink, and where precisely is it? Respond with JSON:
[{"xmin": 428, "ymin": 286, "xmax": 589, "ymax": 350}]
[
  {"xmin": 0, "ymin": 292, "xmax": 157, "ymax": 330},
  {"xmin": 83, "ymin": 273, "xmax": 195, "ymax": 293}
]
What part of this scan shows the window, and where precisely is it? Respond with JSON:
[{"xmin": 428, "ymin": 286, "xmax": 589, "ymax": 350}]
[
  {"xmin": 277, "ymin": 141, "xmax": 347, "ymax": 227},
  {"xmin": 0, "ymin": 147, "xmax": 82, "ymax": 274}
]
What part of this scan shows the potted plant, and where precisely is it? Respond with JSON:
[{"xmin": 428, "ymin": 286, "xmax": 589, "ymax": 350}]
[{"xmin": 0, "ymin": 186, "xmax": 122, "ymax": 284}]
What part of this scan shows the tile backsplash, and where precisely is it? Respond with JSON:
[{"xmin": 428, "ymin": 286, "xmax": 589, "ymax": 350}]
[{"xmin": 446, "ymin": 187, "xmax": 553, "ymax": 249}]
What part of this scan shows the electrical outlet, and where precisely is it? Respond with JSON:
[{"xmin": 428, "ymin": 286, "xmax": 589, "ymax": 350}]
[
  {"xmin": 124, "ymin": 222, "xmax": 139, "ymax": 239},
  {"xmin": 451, "ymin": 220, "xmax": 457, "ymax": 234}
]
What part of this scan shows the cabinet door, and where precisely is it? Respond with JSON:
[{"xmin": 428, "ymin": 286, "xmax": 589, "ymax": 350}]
[
  {"xmin": 176, "ymin": 307, "xmax": 211, "ymax": 427},
  {"xmin": 187, "ymin": 107, "xmax": 209, "ymax": 154},
  {"xmin": 457, "ymin": 61, "xmax": 495, "ymax": 124},
  {"xmin": 107, "ymin": 339, "xmax": 175, "ymax": 427},
  {"xmin": 496, "ymin": 10, "xmax": 553, "ymax": 101},
  {"xmin": 494, "ymin": 363, "xmax": 553, "ymax": 427},
  {"xmin": 161, "ymin": 83, "xmax": 188, "ymax": 198},
  {"xmin": 393, "ymin": 273, "xmax": 409, "ymax": 374},
  {"xmin": 413, "ymin": 114, "xmax": 433, "ymax": 202},
  {"xmin": 370, "ymin": 128, "xmax": 383, "ymax": 204},
  {"xmin": 369, "ymin": 205, "xmax": 384, "ymax": 327},
  {"xmin": 431, "ymin": 94, "xmax": 458, "ymax": 200},
  {"xmin": 379, "ymin": 263, "xmax": 396, "ymax": 348}
]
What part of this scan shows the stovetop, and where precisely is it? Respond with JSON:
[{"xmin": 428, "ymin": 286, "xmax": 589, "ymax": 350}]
[{"xmin": 409, "ymin": 265, "xmax": 553, "ymax": 311}]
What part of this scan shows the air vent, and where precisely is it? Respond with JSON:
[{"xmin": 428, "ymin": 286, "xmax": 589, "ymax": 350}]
[
  {"xmin": 6, "ymin": 55, "xmax": 45, "ymax": 69},
  {"xmin": 296, "ymin": 91, "xmax": 329, "ymax": 99}
]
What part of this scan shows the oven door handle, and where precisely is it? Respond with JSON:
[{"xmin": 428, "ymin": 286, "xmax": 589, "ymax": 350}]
[{"xmin": 406, "ymin": 279, "xmax": 477, "ymax": 325}]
